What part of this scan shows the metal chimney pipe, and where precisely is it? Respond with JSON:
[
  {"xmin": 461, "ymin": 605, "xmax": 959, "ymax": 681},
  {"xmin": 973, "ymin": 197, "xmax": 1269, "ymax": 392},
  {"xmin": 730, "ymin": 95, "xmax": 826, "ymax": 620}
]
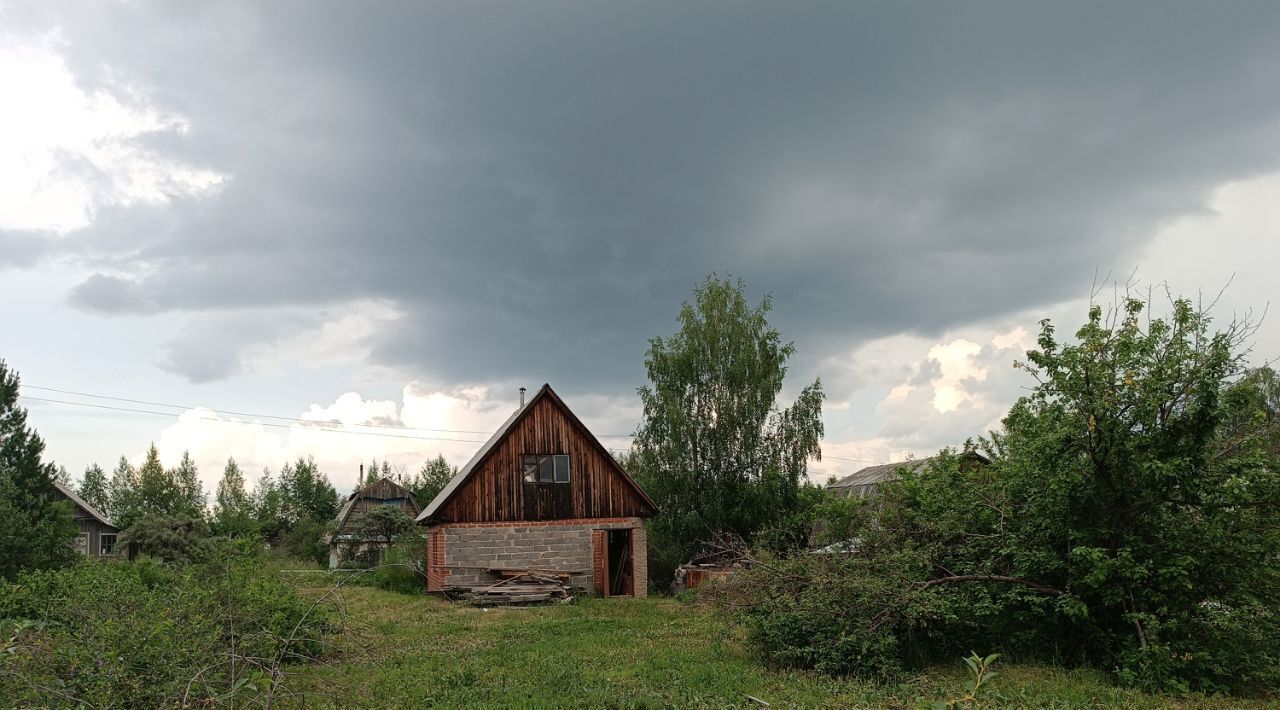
[{"xmin": 519, "ymin": 386, "xmax": 527, "ymax": 407}]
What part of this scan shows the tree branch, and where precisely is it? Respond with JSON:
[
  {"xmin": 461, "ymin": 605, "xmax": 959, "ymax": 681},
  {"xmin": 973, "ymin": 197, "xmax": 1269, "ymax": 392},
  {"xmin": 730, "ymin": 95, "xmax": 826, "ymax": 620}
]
[{"xmin": 921, "ymin": 574, "xmax": 1065, "ymax": 597}]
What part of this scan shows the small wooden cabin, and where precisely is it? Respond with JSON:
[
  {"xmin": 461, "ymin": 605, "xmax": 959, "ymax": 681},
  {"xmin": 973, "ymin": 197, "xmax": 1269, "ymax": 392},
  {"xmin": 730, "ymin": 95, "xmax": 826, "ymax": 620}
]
[
  {"xmin": 417, "ymin": 384, "xmax": 658, "ymax": 597},
  {"xmin": 52, "ymin": 481, "xmax": 122, "ymax": 559},
  {"xmin": 328, "ymin": 477, "xmax": 421, "ymax": 569}
]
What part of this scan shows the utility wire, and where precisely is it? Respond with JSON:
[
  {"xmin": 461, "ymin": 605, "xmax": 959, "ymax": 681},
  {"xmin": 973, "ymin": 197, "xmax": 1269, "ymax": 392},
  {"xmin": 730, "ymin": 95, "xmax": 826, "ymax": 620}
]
[
  {"xmin": 24, "ymin": 384, "xmax": 637, "ymax": 437},
  {"xmin": 19, "ymin": 396, "xmax": 490, "ymax": 444},
  {"xmin": 22, "ymin": 385, "xmax": 883, "ymax": 464}
]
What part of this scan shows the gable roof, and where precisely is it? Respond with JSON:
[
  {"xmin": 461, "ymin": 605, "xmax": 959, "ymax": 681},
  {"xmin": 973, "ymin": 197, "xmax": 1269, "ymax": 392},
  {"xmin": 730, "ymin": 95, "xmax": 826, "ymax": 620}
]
[
  {"xmin": 417, "ymin": 383, "xmax": 657, "ymax": 523},
  {"xmin": 334, "ymin": 477, "xmax": 419, "ymax": 527},
  {"xmin": 53, "ymin": 480, "xmax": 116, "ymax": 528},
  {"xmin": 828, "ymin": 452, "xmax": 990, "ymax": 498}
]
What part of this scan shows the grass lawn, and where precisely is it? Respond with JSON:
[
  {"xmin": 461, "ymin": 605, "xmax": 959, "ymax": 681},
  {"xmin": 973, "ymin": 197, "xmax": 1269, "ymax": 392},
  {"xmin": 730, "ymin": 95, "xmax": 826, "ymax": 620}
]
[{"xmin": 282, "ymin": 587, "xmax": 1272, "ymax": 709}]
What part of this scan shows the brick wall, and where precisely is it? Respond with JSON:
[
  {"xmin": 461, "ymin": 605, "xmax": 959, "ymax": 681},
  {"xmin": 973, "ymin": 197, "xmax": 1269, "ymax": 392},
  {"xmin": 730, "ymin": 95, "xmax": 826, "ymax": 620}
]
[
  {"xmin": 431, "ymin": 517, "xmax": 646, "ymax": 595},
  {"xmin": 427, "ymin": 528, "xmax": 448, "ymax": 592}
]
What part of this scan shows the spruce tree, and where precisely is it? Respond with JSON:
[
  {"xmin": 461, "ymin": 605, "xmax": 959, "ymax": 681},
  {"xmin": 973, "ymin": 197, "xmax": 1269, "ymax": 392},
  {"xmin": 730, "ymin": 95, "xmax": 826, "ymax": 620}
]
[{"xmin": 0, "ymin": 360, "xmax": 78, "ymax": 580}]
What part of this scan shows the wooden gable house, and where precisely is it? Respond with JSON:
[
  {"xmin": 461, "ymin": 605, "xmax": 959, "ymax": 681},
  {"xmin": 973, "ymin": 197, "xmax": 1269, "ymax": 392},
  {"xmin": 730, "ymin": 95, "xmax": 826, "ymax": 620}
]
[
  {"xmin": 328, "ymin": 477, "xmax": 421, "ymax": 569},
  {"xmin": 52, "ymin": 481, "xmax": 122, "ymax": 559},
  {"xmin": 417, "ymin": 384, "xmax": 658, "ymax": 597}
]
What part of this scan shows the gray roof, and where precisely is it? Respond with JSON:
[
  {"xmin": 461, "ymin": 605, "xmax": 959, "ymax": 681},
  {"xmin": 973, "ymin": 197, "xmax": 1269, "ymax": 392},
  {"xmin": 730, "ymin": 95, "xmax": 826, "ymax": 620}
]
[
  {"xmin": 827, "ymin": 452, "xmax": 990, "ymax": 498},
  {"xmin": 54, "ymin": 480, "xmax": 115, "ymax": 528},
  {"xmin": 415, "ymin": 393, "xmax": 534, "ymax": 523},
  {"xmin": 828, "ymin": 459, "xmax": 930, "ymax": 498}
]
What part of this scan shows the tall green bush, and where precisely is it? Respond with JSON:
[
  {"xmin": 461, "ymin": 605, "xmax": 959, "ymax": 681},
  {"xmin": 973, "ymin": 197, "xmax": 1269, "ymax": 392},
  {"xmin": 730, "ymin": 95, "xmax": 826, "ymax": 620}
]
[
  {"xmin": 728, "ymin": 296, "xmax": 1280, "ymax": 694},
  {"xmin": 632, "ymin": 275, "xmax": 824, "ymax": 584}
]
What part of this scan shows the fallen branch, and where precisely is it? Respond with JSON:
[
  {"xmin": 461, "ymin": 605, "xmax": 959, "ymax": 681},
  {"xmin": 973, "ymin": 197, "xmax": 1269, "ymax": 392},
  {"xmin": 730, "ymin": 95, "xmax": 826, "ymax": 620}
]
[{"xmin": 921, "ymin": 575, "xmax": 1065, "ymax": 597}]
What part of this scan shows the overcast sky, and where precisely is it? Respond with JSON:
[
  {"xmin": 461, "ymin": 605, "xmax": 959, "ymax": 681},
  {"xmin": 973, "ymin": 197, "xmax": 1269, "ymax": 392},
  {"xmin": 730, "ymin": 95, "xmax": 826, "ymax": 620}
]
[{"xmin": 2, "ymin": 1, "xmax": 1278, "ymax": 495}]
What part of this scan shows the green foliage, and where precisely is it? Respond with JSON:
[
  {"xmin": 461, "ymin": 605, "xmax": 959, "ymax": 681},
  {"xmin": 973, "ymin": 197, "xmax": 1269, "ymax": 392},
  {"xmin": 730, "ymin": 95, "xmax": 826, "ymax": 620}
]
[
  {"xmin": 280, "ymin": 457, "xmax": 340, "ymax": 524},
  {"xmin": 339, "ymin": 506, "xmax": 418, "ymax": 570},
  {"xmin": 632, "ymin": 275, "xmax": 824, "ymax": 583},
  {"xmin": 410, "ymin": 454, "xmax": 456, "ymax": 504},
  {"xmin": 359, "ymin": 533, "xmax": 428, "ymax": 594},
  {"xmin": 252, "ymin": 458, "xmax": 339, "ymax": 561},
  {"xmin": 77, "ymin": 463, "xmax": 110, "ymax": 517},
  {"xmin": 0, "ymin": 360, "xmax": 78, "ymax": 581},
  {"xmin": 0, "ymin": 544, "xmax": 330, "ymax": 707},
  {"xmin": 352, "ymin": 505, "xmax": 416, "ymax": 545},
  {"xmin": 728, "ymin": 295, "xmax": 1280, "ymax": 694},
  {"xmin": 282, "ymin": 517, "xmax": 332, "ymax": 568},
  {"xmin": 921, "ymin": 653, "xmax": 1001, "ymax": 709},
  {"xmin": 212, "ymin": 457, "xmax": 257, "ymax": 537},
  {"xmin": 108, "ymin": 454, "xmax": 138, "ymax": 527},
  {"xmin": 120, "ymin": 512, "xmax": 213, "ymax": 564},
  {"xmin": 112, "ymin": 444, "xmax": 205, "ymax": 531},
  {"xmin": 254, "ymin": 467, "xmax": 287, "ymax": 541},
  {"xmin": 173, "ymin": 450, "xmax": 206, "ymax": 514}
]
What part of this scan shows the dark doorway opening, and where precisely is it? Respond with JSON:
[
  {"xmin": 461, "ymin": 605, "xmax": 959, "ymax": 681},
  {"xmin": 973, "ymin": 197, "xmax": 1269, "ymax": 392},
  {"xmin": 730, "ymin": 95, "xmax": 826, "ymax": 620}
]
[{"xmin": 606, "ymin": 529, "xmax": 634, "ymax": 597}]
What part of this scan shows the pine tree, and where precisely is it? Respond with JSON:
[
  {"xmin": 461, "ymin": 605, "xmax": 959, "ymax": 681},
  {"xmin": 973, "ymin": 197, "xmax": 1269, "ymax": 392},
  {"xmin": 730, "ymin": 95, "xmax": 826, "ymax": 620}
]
[
  {"xmin": 0, "ymin": 360, "xmax": 78, "ymax": 580},
  {"xmin": 79, "ymin": 463, "xmax": 111, "ymax": 516}
]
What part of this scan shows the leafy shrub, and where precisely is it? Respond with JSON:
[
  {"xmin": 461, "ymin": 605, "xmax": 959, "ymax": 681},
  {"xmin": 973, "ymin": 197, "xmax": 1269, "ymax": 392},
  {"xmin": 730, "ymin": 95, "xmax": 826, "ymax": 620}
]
[
  {"xmin": 119, "ymin": 512, "xmax": 212, "ymax": 564},
  {"xmin": 281, "ymin": 517, "xmax": 331, "ymax": 568},
  {"xmin": 726, "ymin": 297, "xmax": 1280, "ymax": 694},
  {"xmin": 350, "ymin": 532, "xmax": 427, "ymax": 595},
  {"xmin": 0, "ymin": 543, "xmax": 331, "ymax": 707}
]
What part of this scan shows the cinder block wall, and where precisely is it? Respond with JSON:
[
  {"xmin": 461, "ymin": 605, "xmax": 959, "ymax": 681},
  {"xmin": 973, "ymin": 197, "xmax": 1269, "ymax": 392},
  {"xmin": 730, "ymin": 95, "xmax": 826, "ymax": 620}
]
[{"xmin": 428, "ymin": 517, "xmax": 646, "ymax": 595}]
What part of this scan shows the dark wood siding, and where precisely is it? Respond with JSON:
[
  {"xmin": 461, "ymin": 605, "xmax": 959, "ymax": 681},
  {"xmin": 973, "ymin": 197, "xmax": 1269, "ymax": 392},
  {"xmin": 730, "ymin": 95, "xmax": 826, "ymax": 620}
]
[
  {"xmin": 437, "ymin": 396, "xmax": 654, "ymax": 523},
  {"xmin": 336, "ymin": 479, "xmax": 420, "ymax": 534}
]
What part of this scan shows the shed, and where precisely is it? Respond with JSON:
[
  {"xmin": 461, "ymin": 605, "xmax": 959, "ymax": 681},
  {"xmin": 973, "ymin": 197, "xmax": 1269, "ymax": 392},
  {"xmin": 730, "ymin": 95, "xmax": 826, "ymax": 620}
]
[
  {"xmin": 328, "ymin": 477, "xmax": 421, "ymax": 569},
  {"xmin": 417, "ymin": 384, "xmax": 658, "ymax": 598},
  {"xmin": 52, "ymin": 481, "xmax": 122, "ymax": 559}
]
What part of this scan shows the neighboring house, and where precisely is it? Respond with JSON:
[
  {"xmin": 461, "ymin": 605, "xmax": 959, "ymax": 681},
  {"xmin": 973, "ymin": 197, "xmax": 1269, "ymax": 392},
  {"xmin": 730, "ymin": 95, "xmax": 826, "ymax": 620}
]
[
  {"xmin": 813, "ymin": 452, "xmax": 992, "ymax": 552},
  {"xmin": 826, "ymin": 452, "xmax": 991, "ymax": 499},
  {"xmin": 417, "ymin": 384, "xmax": 659, "ymax": 598},
  {"xmin": 329, "ymin": 477, "xmax": 421, "ymax": 569},
  {"xmin": 52, "ymin": 481, "xmax": 122, "ymax": 559}
]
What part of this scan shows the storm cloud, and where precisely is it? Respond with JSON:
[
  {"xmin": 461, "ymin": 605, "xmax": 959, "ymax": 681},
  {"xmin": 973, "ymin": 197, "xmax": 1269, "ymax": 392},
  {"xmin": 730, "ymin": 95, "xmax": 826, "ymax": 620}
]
[{"xmin": 7, "ymin": 0, "xmax": 1280, "ymax": 395}]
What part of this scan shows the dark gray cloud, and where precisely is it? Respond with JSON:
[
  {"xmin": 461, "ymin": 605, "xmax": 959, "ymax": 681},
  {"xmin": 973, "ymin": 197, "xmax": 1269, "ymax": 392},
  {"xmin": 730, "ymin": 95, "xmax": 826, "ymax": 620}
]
[{"xmin": 11, "ymin": 1, "xmax": 1280, "ymax": 394}]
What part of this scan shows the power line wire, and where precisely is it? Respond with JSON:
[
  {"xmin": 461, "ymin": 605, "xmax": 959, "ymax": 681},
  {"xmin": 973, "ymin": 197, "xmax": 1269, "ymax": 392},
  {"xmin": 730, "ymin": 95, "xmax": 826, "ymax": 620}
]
[
  {"xmin": 22, "ymin": 385, "xmax": 881, "ymax": 463},
  {"xmin": 24, "ymin": 383, "xmax": 638, "ymax": 438},
  {"xmin": 19, "ymin": 396, "xmax": 490, "ymax": 444}
]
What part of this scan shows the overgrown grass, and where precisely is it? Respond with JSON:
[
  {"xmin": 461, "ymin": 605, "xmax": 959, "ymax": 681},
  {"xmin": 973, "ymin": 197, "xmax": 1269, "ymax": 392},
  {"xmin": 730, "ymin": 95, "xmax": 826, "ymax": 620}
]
[{"xmin": 283, "ymin": 587, "xmax": 1271, "ymax": 708}]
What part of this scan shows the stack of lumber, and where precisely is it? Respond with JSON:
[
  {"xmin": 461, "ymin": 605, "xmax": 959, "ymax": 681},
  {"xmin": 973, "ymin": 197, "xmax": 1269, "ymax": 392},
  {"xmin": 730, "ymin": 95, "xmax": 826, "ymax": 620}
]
[{"xmin": 455, "ymin": 570, "xmax": 572, "ymax": 606}]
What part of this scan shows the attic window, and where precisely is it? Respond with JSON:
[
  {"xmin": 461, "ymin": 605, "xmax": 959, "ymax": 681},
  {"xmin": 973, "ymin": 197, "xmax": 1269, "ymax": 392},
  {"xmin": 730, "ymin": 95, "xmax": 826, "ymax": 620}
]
[{"xmin": 522, "ymin": 455, "xmax": 570, "ymax": 484}]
